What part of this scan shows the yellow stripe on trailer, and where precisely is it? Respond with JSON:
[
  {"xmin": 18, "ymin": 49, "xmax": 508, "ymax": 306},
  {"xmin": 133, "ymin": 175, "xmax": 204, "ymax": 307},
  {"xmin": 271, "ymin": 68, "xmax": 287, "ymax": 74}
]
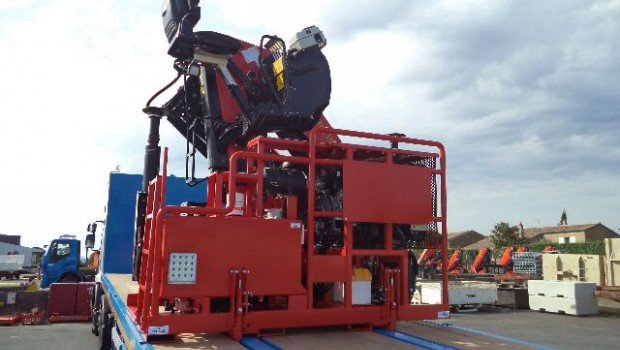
[{"xmin": 105, "ymin": 292, "xmax": 136, "ymax": 350}]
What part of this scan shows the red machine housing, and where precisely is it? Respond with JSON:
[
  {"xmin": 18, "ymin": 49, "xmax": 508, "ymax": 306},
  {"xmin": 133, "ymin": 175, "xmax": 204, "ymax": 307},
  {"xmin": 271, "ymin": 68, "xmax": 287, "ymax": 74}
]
[{"xmin": 127, "ymin": 128, "xmax": 449, "ymax": 340}]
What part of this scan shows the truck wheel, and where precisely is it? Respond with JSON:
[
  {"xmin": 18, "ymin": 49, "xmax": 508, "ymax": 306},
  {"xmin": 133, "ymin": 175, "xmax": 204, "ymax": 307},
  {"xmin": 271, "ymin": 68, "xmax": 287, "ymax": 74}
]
[
  {"xmin": 59, "ymin": 271, "xmax": 84, "ymax": 283},
  {"xmin": 92, "ymin": 284, "xmax": 102, "ymax": 335},
  {"xmin": 92, "ymin": 308, "xmax": 100, "ymax": 336},
  {"xmin": 98, "ymin": 295, "xmax": 112, "ymax": 350}
]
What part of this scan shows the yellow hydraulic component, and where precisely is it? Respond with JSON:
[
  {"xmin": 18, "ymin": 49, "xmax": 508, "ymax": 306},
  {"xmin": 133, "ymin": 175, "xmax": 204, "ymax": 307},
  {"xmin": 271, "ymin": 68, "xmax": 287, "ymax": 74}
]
[
  {"xmin": 273, "ymin": 56, "xmax": 285, "ymax": 91},
  {"xmin": 353, "ymin": 267, "xmax": 372, "ymax": 281}
]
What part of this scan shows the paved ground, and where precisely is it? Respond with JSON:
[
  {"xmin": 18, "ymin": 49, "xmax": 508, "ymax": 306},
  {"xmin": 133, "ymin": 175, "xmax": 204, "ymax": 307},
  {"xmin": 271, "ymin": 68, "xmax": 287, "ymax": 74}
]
[
  {"xmin": 437, "ymin": 302, "xmax": 620, "ymax": 350},
  {"xmin": 1, "ymin": 301, "xmax": 619, "ymax": 350},
  {"xmin": 0, "ymin": 322, "xmax": 97, "ymax": 350}
]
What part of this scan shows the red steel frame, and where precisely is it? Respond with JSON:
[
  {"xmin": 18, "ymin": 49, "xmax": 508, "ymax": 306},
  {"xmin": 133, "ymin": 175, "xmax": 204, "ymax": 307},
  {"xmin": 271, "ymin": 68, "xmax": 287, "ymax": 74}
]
[{"xmin": 127, "ymin": 127, "xmax": 449, "ymax": 340}]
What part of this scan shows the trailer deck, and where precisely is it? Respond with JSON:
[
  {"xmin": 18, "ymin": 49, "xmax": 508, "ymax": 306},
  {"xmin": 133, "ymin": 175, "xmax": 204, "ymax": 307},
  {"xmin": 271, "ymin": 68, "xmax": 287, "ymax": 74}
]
[
  {"xmin": 103, "ymin": 273, "xmax": 559, "ymax": 350},
  {"xmin": 106, "ymin": 273, "xmax": 415, "ymax": 350}
]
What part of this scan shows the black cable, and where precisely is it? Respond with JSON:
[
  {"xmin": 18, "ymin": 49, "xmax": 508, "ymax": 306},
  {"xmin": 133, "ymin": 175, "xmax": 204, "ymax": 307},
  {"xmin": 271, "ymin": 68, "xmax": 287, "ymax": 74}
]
[
  {"xmin": 181, "ymin": 61, "xmax": 208, "ymax": 187},
  {"xmin": 145, "ymin": 59, "xmax": 185, "ymax": 108}
]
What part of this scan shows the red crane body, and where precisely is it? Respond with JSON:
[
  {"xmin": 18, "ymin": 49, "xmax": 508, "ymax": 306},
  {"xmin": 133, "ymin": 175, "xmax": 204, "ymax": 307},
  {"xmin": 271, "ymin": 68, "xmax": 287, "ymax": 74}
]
[{"xmin": 470, "ymin": 248, "xmax": 491, "ymax": 274}]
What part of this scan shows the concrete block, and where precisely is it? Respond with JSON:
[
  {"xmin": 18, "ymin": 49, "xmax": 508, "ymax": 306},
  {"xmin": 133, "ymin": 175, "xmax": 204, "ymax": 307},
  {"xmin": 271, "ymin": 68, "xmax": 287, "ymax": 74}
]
[
  {"xmin": 497, "ymin": 288, "xmax": 529, "ymax": 309},
  {"xmin": 528, "ymin": 280, "xmax": 596, "ymax": 299},
  {"xmin": 606, "ymin": 238, "xmax": 620, "ymax": 287},
  {"xmin": 529, "ymin": 295, "xmax": 598, "ymax": 316},
  {"xmin": 414, "ymin": 281, "xmax": 497, "ymax": 306},
  {"xmin": 542, "ymin": 254, "xmax": 605, "ymax": 286}
]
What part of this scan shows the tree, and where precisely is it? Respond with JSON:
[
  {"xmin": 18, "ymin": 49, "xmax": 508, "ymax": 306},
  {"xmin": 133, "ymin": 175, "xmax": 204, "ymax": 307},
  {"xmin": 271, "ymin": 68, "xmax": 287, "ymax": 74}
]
[{"xmin": 490, "ymin": 222, "xmax": 528, "ymax": 248}]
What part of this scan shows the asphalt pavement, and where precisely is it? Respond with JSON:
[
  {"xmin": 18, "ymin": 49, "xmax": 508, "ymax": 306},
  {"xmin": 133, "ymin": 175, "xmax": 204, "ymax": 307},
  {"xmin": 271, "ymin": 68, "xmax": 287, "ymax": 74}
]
[
  {"xmin": 0, "ymin": 322, "xmax": 97, "ymax": 350},
  {"xmin": 439, "ymin": 303, "xmax": 620, "ymax": 350},
  {"xmin": 1, "ymin": 302, "xmax": 619, "ymax": 350}
]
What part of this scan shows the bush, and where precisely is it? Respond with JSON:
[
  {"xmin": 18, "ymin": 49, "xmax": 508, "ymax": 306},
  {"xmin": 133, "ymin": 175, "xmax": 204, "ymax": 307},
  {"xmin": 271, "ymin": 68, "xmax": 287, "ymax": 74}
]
[{"xmin": 526, "ymin": 241, "xmax": 605, "ymax": 255}]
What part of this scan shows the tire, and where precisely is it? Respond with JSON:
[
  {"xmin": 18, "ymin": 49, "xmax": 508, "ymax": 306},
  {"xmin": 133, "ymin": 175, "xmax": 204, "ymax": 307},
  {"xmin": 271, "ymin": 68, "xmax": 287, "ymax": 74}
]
[
  {"xmin": 91, "ymin": 285, "xmax": 102, "ymax": 336},
  {"xmin": 92, "ymin": 308, "xmax": 100, "ymax": 336},
  {"xmin": 58, "ymin": 271, "xmax": 84, "ymax": 283},
  {"xmin": 97, "ymin": 294, "xmax": 112, "ymax": 350}
]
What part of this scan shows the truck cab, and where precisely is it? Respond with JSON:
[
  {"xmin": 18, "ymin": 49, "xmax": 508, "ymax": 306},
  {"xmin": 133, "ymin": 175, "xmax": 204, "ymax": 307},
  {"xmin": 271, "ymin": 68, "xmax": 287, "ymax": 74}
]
[{"xmin": 40, "ymin": 233, "xmax": 96, "ymax": 288}]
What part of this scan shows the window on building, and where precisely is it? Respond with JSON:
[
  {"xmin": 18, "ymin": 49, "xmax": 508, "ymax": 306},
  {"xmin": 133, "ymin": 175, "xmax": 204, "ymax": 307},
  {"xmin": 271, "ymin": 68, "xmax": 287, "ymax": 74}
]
[
  {"xmin": 569, "ymin": 236, "xmax": 576, "ymax": 243},
  {"xmin": 559, "ymin": 237, "xmax": 568, "ymax": 244}
]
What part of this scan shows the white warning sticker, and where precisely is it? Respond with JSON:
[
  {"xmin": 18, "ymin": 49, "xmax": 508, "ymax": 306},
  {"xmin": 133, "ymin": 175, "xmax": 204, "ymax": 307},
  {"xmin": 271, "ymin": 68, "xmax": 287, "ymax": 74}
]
[
  {"xmin": 437, "ymin": 310, "xmax": 451, "ymax": 319},
  {"xmin": 241, "ymin": 46, "xmax": 260, "ymax": 65},
  {"xmin": 147, "ymin": 325, "xmax": 169, "ymax": 336},
  {"xmin": 291, "ymin": 222, "xmax": 301, "ymax": 229}
]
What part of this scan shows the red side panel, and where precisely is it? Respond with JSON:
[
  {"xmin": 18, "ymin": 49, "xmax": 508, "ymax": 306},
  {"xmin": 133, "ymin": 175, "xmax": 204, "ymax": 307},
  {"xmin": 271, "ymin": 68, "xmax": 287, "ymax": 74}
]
[
  {"xmin": 48, "ymin": 283, "xmax": 77, "ymax": 316},
  {"xmin": 161, "ymin": 216, "xmax": 305, "ymax": 298},
  {"xmin": 312, "ymin": 255, "xmax": 347, "ymax": 282},
  {"xmin": 343, "ymin": 161, "xmax": 433, "ymax": 224},
  {"xmin": 75, "ymin": 282, "xmax": 95, "ymax": 316}
]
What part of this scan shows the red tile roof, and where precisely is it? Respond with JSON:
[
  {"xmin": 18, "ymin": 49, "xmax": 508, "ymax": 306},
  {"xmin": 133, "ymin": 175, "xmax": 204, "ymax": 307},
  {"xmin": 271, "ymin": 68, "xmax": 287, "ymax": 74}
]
[
  {"xmin": 523, "ymin": 223, "xmax": 599, "ymax": 239},
  {"xmin": 463, "ymin": 237, "xmax": 494, "ymax": 250}
]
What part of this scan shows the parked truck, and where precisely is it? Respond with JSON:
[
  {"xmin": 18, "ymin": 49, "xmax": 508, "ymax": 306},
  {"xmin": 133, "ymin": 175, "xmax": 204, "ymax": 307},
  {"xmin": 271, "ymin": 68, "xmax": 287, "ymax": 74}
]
[
  {"xmin": 90, "ymin": 1, "xmax": 449, "ymax": 349},
  {"xmin": 39, "ymin": 233, "xmax": 99, "ymax": 288},
  {"xmin": 0, "ymin": 246, "xmax": 44, "ymax": 280},
  {"xmin": 0, "ymin": 255, "xmax": 26, "ymax": 280}
]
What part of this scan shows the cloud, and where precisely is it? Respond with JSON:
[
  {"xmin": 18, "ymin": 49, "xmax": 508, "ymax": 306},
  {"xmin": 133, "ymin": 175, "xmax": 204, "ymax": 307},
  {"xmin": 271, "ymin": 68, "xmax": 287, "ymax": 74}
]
[
  {"xmin": 318, "ymin": 0, "xmax": 620, "ymax": 232},
  {"xmin": 1, "ymin": 0, "xmax": 618, "ymax": 248}
]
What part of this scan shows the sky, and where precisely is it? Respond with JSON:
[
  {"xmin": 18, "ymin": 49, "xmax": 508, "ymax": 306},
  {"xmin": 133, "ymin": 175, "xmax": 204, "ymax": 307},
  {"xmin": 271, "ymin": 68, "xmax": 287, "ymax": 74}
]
[{"xmin": 0, "ymin": 0, "xmax": 618, "ymax": 248}]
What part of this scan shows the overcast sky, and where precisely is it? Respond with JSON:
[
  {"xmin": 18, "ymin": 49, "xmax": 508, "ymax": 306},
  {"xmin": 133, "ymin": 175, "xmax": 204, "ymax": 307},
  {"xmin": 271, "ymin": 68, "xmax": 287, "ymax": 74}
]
[{"xmin": 0, "ymin": 0, "xmax": 618, "ymax": 248}]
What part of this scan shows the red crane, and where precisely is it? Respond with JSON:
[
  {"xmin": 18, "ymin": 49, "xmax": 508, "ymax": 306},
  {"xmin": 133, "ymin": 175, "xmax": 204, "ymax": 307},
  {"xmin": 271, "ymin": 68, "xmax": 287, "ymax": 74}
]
[
  {"xmin": 126, "ymin": 0, "xmax": 450, "ymax": 340},
  {"xmin": 470, "ymin": 248, "xmax": 491, "ymax": 274}
]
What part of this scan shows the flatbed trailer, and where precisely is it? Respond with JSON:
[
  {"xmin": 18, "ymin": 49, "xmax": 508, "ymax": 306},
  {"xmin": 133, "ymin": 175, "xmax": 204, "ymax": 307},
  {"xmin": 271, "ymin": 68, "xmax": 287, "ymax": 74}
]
[
  {"xmin": 102, "ymin": 273, "xmax": 556, "ymax": 350},
  {"xmin": 102, "ymin": 273, "xmax": 245, "ymax": 350}
]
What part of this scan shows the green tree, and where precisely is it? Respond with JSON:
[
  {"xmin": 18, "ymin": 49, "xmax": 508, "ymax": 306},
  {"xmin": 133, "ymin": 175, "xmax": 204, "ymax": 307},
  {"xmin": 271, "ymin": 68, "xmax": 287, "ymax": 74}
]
[{"xmin": 490, "ymin": 222, "xmax": 528, "ymax": 248}]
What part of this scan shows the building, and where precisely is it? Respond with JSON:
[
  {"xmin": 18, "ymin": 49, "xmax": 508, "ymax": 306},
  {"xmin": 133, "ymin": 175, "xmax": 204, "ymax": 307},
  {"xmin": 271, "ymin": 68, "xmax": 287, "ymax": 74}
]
[
  {"xmin": 0, "ymin": 242, "xmax": 45, "ymax": 267},
  {"xmin": 523, "ymin": 223, "xmax": 618, "ymax": 244},
  {"xmin": 463, "ymin": 237, "xmax": 494, "ymax": 251},
  {"xmin": 0, "ymin": 234, "xmax": 21, "ymax": 245},
  {"xmin": 448, "ymin": 230, "xmax": 485, "ymax": 248},
  {"xmin": 463, "ymin": 222, "xmax": 619, "ymax": 250}
]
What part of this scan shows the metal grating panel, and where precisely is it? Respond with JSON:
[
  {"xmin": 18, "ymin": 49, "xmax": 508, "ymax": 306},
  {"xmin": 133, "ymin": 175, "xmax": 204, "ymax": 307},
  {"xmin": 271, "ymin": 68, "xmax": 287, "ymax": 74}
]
[
  {"xmin": 513, "ymin": 252, "xmax": 543, "ymax": 275},
  {"xmin": 168, "ymin": 253, "xmax": 197, "ymax": 284}
]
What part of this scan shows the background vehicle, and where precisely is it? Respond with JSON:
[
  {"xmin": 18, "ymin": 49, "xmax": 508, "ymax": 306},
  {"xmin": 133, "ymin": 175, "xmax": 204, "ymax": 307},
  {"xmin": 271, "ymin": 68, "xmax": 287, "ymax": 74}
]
[
  {"xmin": 0, "ymin": 245, "xmax": 44, "ymax": 280},
  {"xmin": 39, "ymin": 233, "xmax": 98, "ymax": 287},
  {"xmin": 0, "ymin": 255, "xmax": 26, "ymax": 280}
]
